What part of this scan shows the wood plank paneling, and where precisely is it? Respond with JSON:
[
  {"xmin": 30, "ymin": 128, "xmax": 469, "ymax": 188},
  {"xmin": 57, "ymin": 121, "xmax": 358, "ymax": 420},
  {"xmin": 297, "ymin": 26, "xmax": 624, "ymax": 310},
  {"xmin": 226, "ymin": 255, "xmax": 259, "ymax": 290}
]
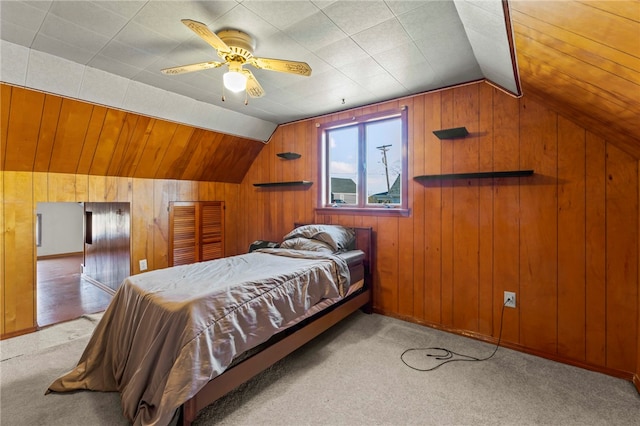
[
  {"xmin": 519, "ymin": 98, "xmax": 558, "ymax": 354},
  {"xmin": 440, "ymin": 90, "xmax": 454, "ymax": 327},
  {"xmin": 154, "ymin": 124, "xmax": 195, "ymax": 180},
  {"xmin": 0, "ymin": 84, "xmax": 264, "ymax": 184},
  {"xmin": 76, "ymin": 106, "xmax": 108, "ymax": 175},
  {"xmin": 133, "ymin": 120, "xmax": 178, "ymax": 179},
  {"xmin": 0, "ymin": 171, "xmax": 5, "ymax": 335},
  {"xmin": 510, "ymin": 1, "xmax": 640, "ymax": 158},
  {"xmin": 89, "ymin": 109, "xmax": 128, "ymax": 176},
  {"xmin": 75, "ymin": 174, "xmax": 89, "ymax": 201},
  {"xmin": 49, "ymin": 173, "xmax": 77, "ymax": 202},
  {"xmin": 451, "ymin": 85, "xmax": 480, "ymax": 332},
  {"xmin": 398, "ymin": 98, "xmax": 415, "ymax": 318},
  {"xmin": 132, "ymin": 179, "xmax": 153, "ymax": 275},
  {"xmin": 280, "ymin": 127, "xmax": 295, "ymax": 234},
  {"xmin": 376, "ymin": 216, "xmax": 399, "ymax": 313},
  {"xmin": 49, "ymin": 99, "xmax": 94, "ymax": 173},
  {"xmin": 223, "ymin": 184, "xmax": 239, "ymax": 255},
  {"xmin": 513, "ymin": 0, "xmax": 640, "ymax": 56},
  {"xmin": 3, "ymin": 172, "xmax": 35, "ymax": 333},
  {"xmin": 118, "ymin": 115, "xmax": 153, "ymax": 177},
  {"xmin": 585, "ymin": 132, "xmax": 607, "ymax": 365},
  {"xmin": 492, "ymin": 89, "xmax": 521, "ymax": 343},
  {"xmin": 411, "ymin": 95, "xmax": 426, "ymax": 320},
  {"xmin": 423, "ymin": 91, "xmax": 442, "ymax": 325},
  {"xmin": 1, "ymin": 86, "xmax": 11, "ymax": 168},
  {"xmin": 234, "ymin": 81, "xmax": 639, "ymax": 381},
  {"xmin": 153, "ymin": 180, "xmax": 175, "ymax": 270},
  {"xmin": 4, "ymin": 87, "xmax": 45, "ymax": 171},
  {"xmin": 477, "ymin": 83, "xmax": 494, "ymax": 336},
  {"xmin": 107, "ymin": 113, "xmax": 140, "ymax": 177},
  {"xmin": 605, "ymin": 145, "xmax": 638, "ymax": 372},
  {"xmin": 557, "ymin": 117, "xmax": 587, "ymax": 361},
  {"xmin": 33, "ymin": 95, "xmax": 63, "ymax": 172},
  {"xmin": 180, "ymin": 131, "xmax": 220, "ymax": 181}
]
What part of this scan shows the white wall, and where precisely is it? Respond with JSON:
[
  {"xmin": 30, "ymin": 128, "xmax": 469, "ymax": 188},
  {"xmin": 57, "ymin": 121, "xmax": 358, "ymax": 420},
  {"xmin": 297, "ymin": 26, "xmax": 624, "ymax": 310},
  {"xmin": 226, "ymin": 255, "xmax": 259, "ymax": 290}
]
[{"xmin": 36, "ymin": 202, "xmax": 83, "ymax": 257}]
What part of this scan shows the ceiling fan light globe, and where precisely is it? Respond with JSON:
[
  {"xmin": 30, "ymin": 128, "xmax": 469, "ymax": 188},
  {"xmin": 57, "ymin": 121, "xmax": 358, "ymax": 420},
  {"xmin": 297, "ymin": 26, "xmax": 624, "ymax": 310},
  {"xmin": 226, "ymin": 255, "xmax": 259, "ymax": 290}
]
[{"xmin": 224, "ymin": 71, "xmax": 247, "ymax": 92}]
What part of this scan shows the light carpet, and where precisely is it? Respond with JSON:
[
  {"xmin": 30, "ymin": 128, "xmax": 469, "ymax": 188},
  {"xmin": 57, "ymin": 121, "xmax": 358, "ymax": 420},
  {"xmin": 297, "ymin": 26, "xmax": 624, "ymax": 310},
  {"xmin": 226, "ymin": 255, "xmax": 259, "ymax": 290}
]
[{"xmin": 1, "ymin": 312, "xmax": 638, "ymax": 425}]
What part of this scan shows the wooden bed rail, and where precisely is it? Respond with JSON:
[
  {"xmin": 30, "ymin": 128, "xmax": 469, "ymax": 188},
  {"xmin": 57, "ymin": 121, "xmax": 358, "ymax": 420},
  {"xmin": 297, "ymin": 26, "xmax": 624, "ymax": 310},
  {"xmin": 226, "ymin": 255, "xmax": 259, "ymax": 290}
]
[{"xmin": 181, "ymin": 289, "xmax": 371, "ymax": 425}]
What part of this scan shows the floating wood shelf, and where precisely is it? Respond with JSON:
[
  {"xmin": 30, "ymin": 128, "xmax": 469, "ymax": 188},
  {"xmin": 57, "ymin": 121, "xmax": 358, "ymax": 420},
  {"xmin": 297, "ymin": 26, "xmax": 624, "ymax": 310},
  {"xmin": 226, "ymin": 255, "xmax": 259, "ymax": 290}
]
[
  {"xmin": 414, "ymin": 170, "xmax": 534, "ymax": 181},
  {"xmin": 253, "ymin": 181, "xmax": 313, "ymax": 187},
  {"xmin": 276, "ymin": 152, "xmax": 301, "ymax": 160},
  {"xmin": 433, "ymin": 127, "xmax": 469, "ymax": 139}
]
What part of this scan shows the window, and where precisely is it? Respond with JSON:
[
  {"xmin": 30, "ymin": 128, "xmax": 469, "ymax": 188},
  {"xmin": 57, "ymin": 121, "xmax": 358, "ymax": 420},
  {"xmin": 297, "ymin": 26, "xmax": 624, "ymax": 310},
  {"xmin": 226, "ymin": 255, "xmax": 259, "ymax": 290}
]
[{"xmin": 319, "ymin": 107, "xmax": 408, "ymax": 214}]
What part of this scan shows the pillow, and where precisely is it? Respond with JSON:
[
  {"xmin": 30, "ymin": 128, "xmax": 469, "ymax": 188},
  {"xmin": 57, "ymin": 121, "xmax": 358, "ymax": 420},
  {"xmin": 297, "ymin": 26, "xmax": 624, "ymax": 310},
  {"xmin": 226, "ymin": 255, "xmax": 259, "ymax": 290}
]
[
  {"xmin": 282, "ymin": 224, "xmax": 355, "ymax": 252},
  {"xmin": 279, "ymin": 237, "xmax": 335, "ymax": 253}
]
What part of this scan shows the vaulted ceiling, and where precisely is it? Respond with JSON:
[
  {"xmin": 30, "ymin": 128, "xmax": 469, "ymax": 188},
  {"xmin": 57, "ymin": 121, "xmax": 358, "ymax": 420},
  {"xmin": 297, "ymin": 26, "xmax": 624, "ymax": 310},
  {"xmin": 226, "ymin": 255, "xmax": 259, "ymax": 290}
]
[
  {"xmin": 511, "ymin": 1, "xmax": 640, "ymax": 158},
  {"xmin": 0, "ymin": 0, "xmax": 519, "ymax": 141}
]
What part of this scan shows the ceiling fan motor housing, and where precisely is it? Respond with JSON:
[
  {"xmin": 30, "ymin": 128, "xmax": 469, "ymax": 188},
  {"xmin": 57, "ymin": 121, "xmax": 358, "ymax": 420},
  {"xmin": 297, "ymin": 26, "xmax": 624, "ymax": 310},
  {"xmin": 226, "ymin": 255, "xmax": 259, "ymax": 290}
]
[{"xmin": 217, "ymin": 30, "xmax": 255, "ymax": 63}]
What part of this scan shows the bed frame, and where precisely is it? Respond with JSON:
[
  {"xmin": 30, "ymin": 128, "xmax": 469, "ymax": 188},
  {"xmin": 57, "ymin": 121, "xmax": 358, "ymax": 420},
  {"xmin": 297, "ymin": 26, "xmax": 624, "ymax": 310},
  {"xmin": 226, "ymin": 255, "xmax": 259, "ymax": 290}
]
[{"xmin": 180, "ymin": 225, "xmax": 373, "ymax": 425}]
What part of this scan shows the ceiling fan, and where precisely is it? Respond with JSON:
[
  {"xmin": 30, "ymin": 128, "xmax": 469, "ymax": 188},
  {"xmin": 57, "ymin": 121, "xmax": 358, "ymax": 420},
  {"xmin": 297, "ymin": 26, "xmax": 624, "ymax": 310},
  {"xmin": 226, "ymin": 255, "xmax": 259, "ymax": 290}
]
[{"xmin": 161, "ymin": 19, "xmax": 312, "ymax": 101}]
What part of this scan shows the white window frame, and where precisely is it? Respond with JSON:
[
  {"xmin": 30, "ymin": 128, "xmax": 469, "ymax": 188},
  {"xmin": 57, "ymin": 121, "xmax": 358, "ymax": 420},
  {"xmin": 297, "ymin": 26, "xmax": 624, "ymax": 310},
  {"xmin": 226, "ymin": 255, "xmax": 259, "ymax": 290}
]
[{"xmin": 317, "ymin": 107, "xmax": 409, "ymax": 216}]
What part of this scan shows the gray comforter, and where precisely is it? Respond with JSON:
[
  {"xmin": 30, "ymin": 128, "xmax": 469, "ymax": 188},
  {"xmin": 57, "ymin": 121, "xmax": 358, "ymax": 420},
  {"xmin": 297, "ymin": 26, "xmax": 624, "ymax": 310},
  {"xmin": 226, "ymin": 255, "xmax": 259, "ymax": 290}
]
[{"xmin": 47, "ymin": 249, "xmax": 350, "ymax": 425}]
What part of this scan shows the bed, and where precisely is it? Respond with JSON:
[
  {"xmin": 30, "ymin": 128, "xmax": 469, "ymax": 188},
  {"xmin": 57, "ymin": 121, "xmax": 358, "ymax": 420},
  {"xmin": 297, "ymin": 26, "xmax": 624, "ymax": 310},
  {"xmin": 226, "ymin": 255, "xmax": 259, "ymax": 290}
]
[{"xmin": 47, "ymin": 224, "xmax": 373, "ymax": 426}]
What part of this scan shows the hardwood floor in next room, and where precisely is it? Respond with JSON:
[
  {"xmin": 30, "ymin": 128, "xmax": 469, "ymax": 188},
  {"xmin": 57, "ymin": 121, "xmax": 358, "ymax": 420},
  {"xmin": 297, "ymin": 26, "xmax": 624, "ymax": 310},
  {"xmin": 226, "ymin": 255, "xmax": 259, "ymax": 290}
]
[{"xmin": 37, "ymin": 253, "xmax": 113, "ymax": 328}]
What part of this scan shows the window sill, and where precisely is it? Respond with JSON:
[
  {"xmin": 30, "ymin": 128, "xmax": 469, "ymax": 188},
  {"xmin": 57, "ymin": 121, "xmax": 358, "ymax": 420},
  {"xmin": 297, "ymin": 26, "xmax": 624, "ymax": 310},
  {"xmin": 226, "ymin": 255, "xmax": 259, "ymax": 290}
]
[{"xmin": 316, "ymin": 207, "xmax": 411, "ymax": 217}]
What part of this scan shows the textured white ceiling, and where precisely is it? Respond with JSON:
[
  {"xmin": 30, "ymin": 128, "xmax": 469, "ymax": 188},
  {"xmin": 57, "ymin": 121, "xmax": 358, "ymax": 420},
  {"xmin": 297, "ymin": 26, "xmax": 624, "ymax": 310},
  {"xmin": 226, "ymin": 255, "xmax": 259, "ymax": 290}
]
[{"xmin": 0, "ymin": 0, "xmax": 520, "ymax": 141}]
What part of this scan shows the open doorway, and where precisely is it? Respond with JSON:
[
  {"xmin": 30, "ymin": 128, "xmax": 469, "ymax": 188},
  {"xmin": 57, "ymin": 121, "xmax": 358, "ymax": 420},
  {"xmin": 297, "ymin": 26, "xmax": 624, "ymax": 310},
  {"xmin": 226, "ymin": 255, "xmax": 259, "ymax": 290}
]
[{"xmin": 36, "ymin": 202, "xmax": 119, "ymax": 327}]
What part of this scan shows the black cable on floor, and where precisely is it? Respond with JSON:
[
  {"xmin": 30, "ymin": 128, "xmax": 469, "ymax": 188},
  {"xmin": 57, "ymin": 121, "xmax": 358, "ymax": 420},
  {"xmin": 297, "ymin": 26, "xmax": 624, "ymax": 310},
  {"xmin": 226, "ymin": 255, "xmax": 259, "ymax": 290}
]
[{"xmin": 400, "ymin": 300, "xmax": 508, "ymax": 371}]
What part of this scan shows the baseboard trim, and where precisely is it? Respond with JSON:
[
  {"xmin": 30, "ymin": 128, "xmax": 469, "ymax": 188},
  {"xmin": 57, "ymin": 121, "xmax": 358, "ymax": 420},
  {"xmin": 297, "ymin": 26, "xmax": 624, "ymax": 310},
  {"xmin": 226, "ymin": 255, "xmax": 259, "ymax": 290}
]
[
  {"xmin": 82, "ymin": 274, "xmax": 116, "ymax": 296},
  {"xmin": 36, "ymin": 251, "xmax": 83, "ymax": 260},
  {"xmin": 1, "ymin": 326, "xmax": 38, "ymax": 340},
  {"xmin": 375, "ymin": 309, "xmax": 635, "ymax": 383}
]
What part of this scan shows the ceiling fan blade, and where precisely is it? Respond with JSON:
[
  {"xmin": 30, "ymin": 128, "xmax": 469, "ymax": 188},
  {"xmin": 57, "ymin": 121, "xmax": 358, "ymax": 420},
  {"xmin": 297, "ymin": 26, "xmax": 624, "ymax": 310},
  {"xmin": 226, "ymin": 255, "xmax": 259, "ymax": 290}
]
[
  {"xmin": 243, "ymin": 69, "xmax": 265, "ymax": 98},
  {"xmin": 161, "ymin": 60, "xmax": 224, "ymax": 75},
  {"xmin": 181, "ymin": 19, "xmax": 231, "ymax": 53},
  {"xmin": 250, "ymin": 57, "xmax": 312, "ymax": 76}
]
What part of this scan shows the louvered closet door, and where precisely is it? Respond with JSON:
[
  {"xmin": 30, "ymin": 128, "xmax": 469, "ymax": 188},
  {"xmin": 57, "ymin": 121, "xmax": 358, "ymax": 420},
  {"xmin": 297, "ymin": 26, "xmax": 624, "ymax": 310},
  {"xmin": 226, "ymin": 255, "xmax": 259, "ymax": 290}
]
[
  {"xmin": 169, "ymin": 203, "xmax": 197, "ymax": 266},
  {"xmin": 169, "ymin": 201, "xmax": 224, "ymax": 266},
  {"xmin": 200, "ymin": 201, "xmax": 224, "ymax": 261}
]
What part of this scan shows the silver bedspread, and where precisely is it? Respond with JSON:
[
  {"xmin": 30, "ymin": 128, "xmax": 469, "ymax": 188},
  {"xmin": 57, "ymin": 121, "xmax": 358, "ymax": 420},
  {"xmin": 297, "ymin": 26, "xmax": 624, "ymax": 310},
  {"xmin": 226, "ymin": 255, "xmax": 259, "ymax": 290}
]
[{"xmin": 47, "ymin": 249, "xmax": 350, "ymax": 425}]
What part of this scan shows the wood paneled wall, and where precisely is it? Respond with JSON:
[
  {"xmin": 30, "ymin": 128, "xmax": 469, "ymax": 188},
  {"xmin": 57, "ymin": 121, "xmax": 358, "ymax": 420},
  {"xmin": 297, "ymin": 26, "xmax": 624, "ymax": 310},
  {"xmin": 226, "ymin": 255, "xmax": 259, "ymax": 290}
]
[
  {"xmin": 0, "ymin": 172, "xmax": 242, "ymax": 338},
  {"xmin": 1, "ymin": 80, "xmax": 638, "ymax": 389},
  {"xmin": 236, "ymin": 82, "xmax": 640, "ymax": 382},
  {"xmin": 0, "ymin": 84, "xmax": 264, "ymax": 183}
]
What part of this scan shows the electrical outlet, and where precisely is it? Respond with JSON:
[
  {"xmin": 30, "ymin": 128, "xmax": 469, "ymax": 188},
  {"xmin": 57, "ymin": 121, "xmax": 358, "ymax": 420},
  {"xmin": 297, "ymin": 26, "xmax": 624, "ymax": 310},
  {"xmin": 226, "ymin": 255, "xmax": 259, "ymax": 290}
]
[
  {"xmin": 139, "ymin": 259, "xmax": 148, "ymax": 271},
  {"xmin": 504, "ymin": 291, "xmax": 516, "ymax": 308}
]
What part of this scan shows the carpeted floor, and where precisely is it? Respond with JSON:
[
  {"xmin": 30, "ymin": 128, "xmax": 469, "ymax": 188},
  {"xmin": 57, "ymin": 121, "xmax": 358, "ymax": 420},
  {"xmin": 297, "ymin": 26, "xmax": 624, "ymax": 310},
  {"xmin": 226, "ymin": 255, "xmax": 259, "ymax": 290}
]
[{"xmin": 1, "ymin": 312, "xmax": 638, "ymax": 425}]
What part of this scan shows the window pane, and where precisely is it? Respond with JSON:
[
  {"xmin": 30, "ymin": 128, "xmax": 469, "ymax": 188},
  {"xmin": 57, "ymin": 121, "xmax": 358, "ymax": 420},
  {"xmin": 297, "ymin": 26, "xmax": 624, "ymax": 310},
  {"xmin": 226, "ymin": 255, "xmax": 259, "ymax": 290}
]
[
  {"xmin": 327, "ymin": 126, "xmax": 358, "ymax": 205},
  {"xmin": 365, "ymin": 118, "xmax": 402, "ymax": 205}
]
